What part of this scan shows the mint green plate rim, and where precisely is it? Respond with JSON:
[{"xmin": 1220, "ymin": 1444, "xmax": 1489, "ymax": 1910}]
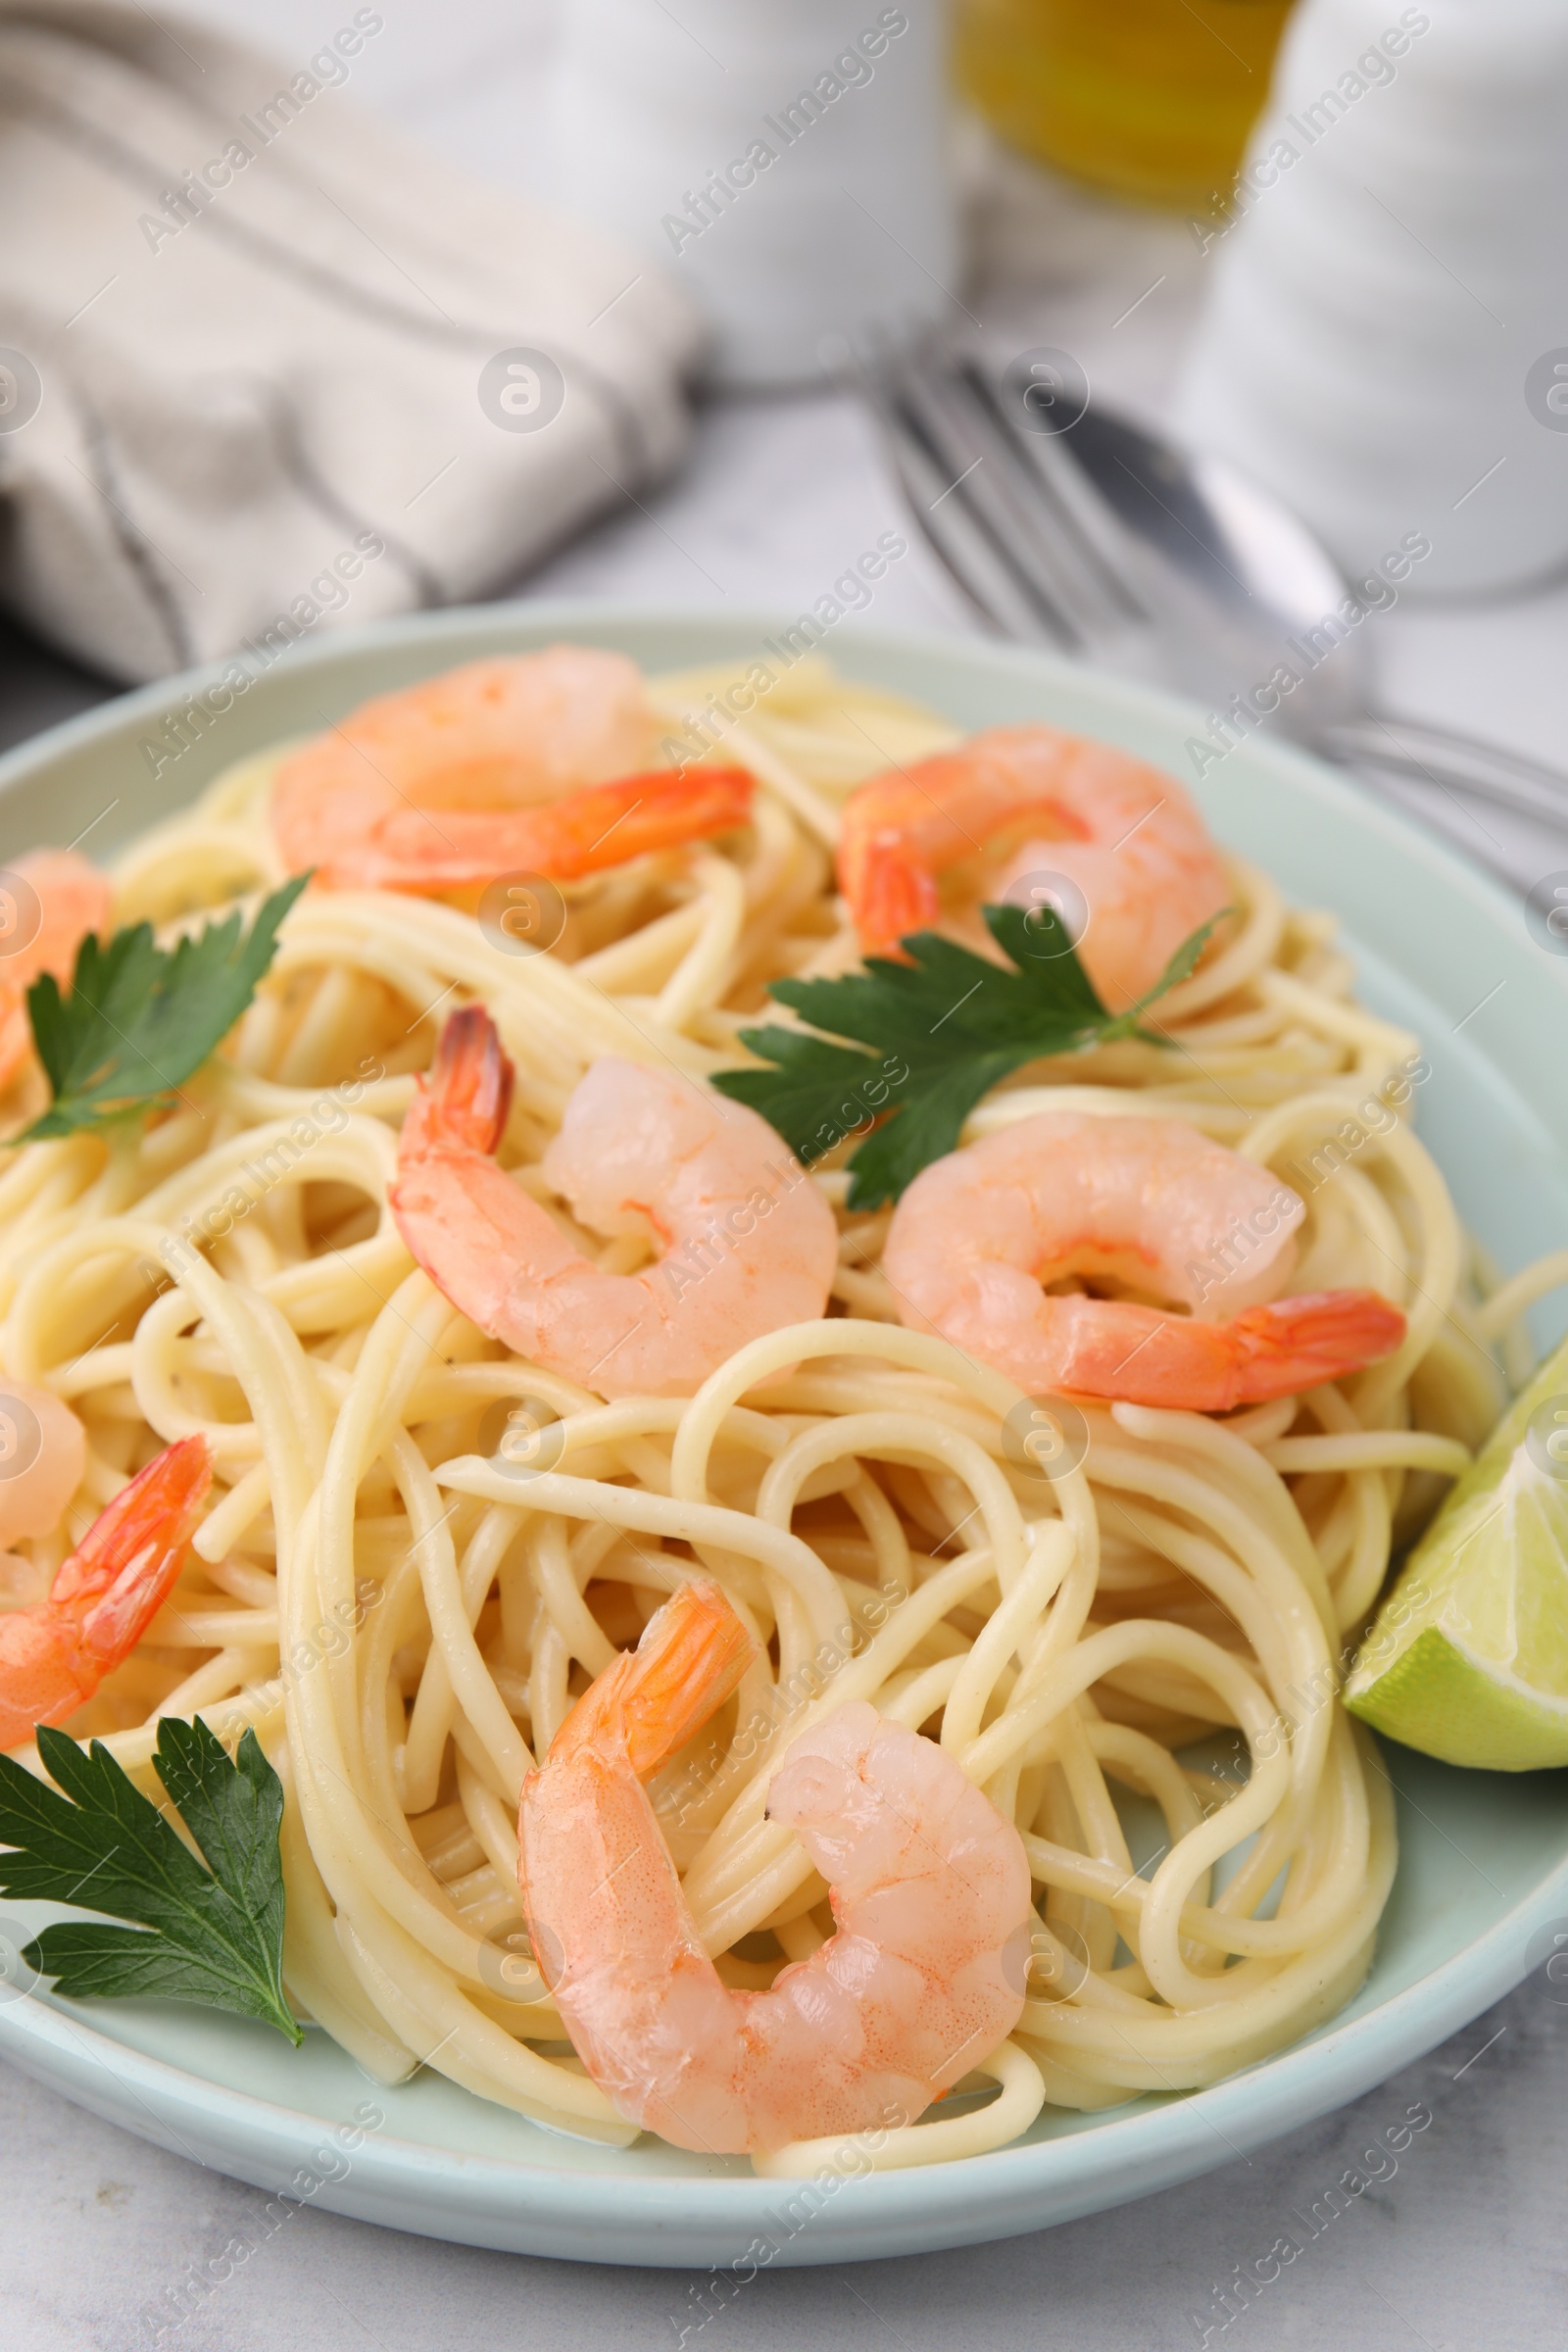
[{"xmin": 0, "ymin": 602, "xmax": 1564, "ymax": 2271}]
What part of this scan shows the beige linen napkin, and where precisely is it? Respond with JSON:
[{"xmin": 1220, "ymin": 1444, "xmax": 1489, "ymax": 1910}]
[{"xmin": 0, "ymin": 0, "xmax": 704, "ymax": 682}]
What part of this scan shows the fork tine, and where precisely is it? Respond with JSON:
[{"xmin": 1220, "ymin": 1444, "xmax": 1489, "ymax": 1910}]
[
  {"xmin": 863, "ymin": 337, "xmax": 1163, "ymax": 669},
  {"xmin": 862, "ymin": 357, "xmax": 1085, "ymax": 650},
  {"xmin": 893, "ymin": 353, "xmax": 1121, "ymax": 648},
  {"xmin": 957, "ymin": 358, "xmax": 1152, "ymax": 630},
  {"xmin": 875, "ymin": 391, "xmax": 1072, "ymax": 646}
]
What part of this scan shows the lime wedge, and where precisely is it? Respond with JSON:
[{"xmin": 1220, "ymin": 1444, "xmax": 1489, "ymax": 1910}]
[{"xmin": 1345, "ymin": 1331, "xmax": 1568, "ymax": 1770}]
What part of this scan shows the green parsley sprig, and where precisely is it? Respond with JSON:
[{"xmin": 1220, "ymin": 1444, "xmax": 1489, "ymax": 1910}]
[
  {"xmin": 0, "ymin": 1718, "xmax": 300, "ymax": 2042},
  {"xmin": 23, "ymin": 873, "xmax": 309, "ymax": 1141},
  {"xmin": 713, "ymin": 902, "xmax": 1223, "ymax": 1208}
]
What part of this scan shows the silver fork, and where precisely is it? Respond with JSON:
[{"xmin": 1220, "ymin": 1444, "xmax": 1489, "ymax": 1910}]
[{"xmin": 862, "ymin": 338, "xmax": 1568, "ymax": 888}]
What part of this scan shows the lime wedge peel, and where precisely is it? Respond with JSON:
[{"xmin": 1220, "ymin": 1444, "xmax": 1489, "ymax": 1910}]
[{"xmin": 1346, "ymin": 1332, "xmax": 1568, "ymax": 1771}]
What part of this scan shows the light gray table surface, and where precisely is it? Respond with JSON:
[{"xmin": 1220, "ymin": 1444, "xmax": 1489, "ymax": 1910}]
[{"xmin": 5, "ymin": 8, "xmax": 1568, "ymax": 2348}]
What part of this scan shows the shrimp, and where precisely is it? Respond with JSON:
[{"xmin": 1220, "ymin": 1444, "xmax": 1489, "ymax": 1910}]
[
  {"xmin": 0, "ymin": 1435, "xmax": 213, "ymax": 1751},
  {"xmin": 883, "ymin": 1111, "xmax": 1405, "ymax": 1410},
  {"xmin": 518, "ymin": 1580, "xmax": 1032, "ymax": 2154},
  {"xmin": 389, "ymin": 1007, "xmax": 838, "ymax": 1399},
  {"xmin": 836, "ymin": 724, "xmax": 1232, "ymax": 1009},
  {"xmin": 270, "ymin": 643, "xmax": 754, "ymax": 893},
  {"xmin": 0, "ymin": 1384, "xmax": 86, "ymax": 1559},
  {"xmin": 0, "ymin": 849, "xmax": 113, "ymax": 1095}
]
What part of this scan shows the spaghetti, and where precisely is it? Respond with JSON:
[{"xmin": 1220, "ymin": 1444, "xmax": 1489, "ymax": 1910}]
[{"xmin": 0, "ymin": 652, "xmax": 1516, "ymax": 2170}]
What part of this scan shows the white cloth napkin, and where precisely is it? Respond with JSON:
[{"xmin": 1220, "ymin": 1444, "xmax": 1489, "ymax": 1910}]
[{"xmin": 0, "ymin": 0, "xmax": 704, "ymax": 683}]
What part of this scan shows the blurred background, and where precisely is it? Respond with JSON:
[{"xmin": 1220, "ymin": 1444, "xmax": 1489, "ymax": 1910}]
[{"xmin": 3, "ymin": 0, "xmax": 1564, "ymax": 895}]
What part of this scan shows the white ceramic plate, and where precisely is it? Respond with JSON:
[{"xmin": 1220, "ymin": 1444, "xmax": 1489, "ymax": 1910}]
[{"xmin": 1, "ymin": 607, "xmax": 1566, "ymax": 2269}]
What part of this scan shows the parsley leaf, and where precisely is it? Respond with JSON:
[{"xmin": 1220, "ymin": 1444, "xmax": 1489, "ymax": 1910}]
[
  {"xmin": 24, "ymin": 873, "xmax": 310, "ymax": 1140},
  {"xmin": 713, "ymin": 902, "xmax": 1222, "ymax": 1208},
  {"xmin": 0, "ymin": 1718, "xmax": 301, "ymax": 2042}
]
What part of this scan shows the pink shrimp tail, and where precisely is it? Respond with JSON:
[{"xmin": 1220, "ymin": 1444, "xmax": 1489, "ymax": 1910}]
[
  {"xmin": 402, "ymin": 1004, "xmax": 514, "ymax": 1160},
  {"xmin": 1228, "ymin": 1290, "xmax": 1406, "ymax": 1404},
  {"xmin": 0, "ymin": 1434, "xmax": 213, "ymax": 1750},
  {"xmin": 49, "ymin": 1434, "xmax": 214, "ymax": 1631},
  {"xmin": 274, "ymin": 760, "xmax": 755, "ymax": 895},
  {"xmin": 545, "ymin": 1580, "xmax": 757, "ymax": 1783},
  {"xmin": 513, "ymin": 766, "xmax": 755, "ymax": 884},
  {"xmin": 852, "ymin": 841, "xmax": 943, "ymax": 960}
]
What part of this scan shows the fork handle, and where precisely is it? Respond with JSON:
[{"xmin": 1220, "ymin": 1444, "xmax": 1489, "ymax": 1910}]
[{"xmin": 1315, "ymin": 710, "xmax": 1568, "ymax": 834}]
